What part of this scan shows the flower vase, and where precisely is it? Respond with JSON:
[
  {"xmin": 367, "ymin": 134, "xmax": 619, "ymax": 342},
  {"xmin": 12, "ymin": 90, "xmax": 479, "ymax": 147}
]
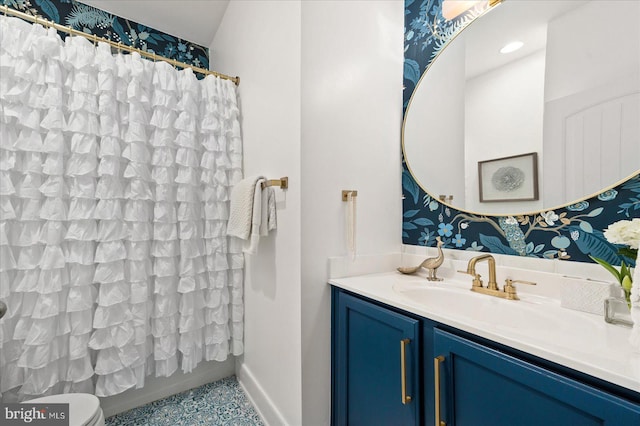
[{"xmin": 604, "ymin": 296, "xmax": 633, "ymax": 327}]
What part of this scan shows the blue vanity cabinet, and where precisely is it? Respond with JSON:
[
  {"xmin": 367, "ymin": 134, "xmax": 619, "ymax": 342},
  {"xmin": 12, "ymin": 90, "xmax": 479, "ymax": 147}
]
[
  {"xmin": 332, "ymin": 286, "xmax": 640, "ymax": 426},
  {"xmin": 332, "ymin": 288, "xmax": 422, "ymax": 426},
  {"xmin": 433, "ymin": 328, "xmax": 640, "ymax": 426}
]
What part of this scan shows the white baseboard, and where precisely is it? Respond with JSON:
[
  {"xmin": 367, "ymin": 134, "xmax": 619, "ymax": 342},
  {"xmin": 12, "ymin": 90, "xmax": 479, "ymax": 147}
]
[
  {"xmin": 236, "ymin": 362, "xmax": 288, "ymax": 426},
  {"xmin": 100, "ymin": 358, "xmax": 235, "ymax": 418}
]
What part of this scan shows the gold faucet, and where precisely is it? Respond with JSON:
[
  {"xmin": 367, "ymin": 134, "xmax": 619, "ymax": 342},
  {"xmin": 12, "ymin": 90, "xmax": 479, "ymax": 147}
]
[
  {"xmin": 458, "ymin": 254, "xmax": 536, "ymax": 300},
  {"xmin": 461, "ymin": 254, "xmax": 499, "ymax": 290}
]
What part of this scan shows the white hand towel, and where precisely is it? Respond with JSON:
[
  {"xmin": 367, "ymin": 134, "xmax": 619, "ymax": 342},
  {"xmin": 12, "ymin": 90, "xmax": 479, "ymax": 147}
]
[
  {"xmin": 260, "ymin": 186, "xmax": 277, "ymax": 236},
  {"xmin": 227, "ymin": 176, "xmax": 277, "ymax": 255},
  {"xmin": 227, "ymin": 176, "xmax": 263, "ymax": 240},
  {"xmin": 268, "ymin": 187, "xmax": 277, "ymax": 232},
  {"xmin": 246, "ymin": 181, "xmax": 278, "ymax": 253},
  {"xmin": 244, "ymin": 179, "xmax": 265, "ymax": 254},
  {"xmin": 630, "ymin": 254, "xmax": 640, "ymax": 350}
]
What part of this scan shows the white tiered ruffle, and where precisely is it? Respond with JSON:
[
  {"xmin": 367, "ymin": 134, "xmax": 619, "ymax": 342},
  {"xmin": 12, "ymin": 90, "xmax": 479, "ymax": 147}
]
[
  {"xmin": 1, "ymin": 20, "xmax": 94, "ymax": 402},
  {"xmin": 0, "ymin": 15, "xmax": 244, "ymax": 402},
  {"xmin": 200, "ymin": 76, "xmax": 244, "ymax": 358}
]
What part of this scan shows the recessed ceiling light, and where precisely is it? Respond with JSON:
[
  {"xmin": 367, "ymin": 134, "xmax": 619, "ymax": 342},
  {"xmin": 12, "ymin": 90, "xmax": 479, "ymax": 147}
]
[{"xmin": 500, "ymin": 41, "xmax": 524, "ymax": 54}]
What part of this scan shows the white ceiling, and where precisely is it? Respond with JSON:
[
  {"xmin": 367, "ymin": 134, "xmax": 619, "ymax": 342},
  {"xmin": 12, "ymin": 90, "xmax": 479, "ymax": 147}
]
[
  {"xmin": 463, "ymin": 0, "xmax": 588, "ymax": 79},
  {"xmin": 80, "ymin": 0, "xmax": 230, "ymax": 47}
]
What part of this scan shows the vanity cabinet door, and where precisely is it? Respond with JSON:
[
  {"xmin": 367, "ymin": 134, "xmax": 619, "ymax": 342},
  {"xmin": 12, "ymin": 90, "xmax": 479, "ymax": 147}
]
[
  {"xmin": 433, "ymin": 329, "xmax": 640, "ymax": 426},
  {"xmin": 332, "ymin": 289, "xmax": 421, "ymax": 426}
]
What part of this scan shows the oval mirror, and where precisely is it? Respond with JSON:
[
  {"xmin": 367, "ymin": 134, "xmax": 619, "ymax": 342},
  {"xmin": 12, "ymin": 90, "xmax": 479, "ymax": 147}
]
[{"xmin": 403, "ymin": 0, "xmax": 640, "ymax": 215}]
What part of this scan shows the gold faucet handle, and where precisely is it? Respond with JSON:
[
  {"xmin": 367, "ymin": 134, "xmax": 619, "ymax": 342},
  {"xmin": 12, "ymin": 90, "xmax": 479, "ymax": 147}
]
[
  {"xmin": 506, "ymin": 279, "xmax": 537, "ymax": 286},
  {"xmin": 458, "ymin": 270, "xmax": 483, "ymax": 287},
  {"xmin": 504, "ymin": 279, "xmax": 537, "ymax": 300}
]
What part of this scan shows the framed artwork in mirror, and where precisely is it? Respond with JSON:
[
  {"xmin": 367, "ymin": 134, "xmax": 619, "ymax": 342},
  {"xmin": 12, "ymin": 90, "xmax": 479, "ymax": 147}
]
[{"xmin": 478, "ymin": 152, "xmax": 538, "ymax": 202}]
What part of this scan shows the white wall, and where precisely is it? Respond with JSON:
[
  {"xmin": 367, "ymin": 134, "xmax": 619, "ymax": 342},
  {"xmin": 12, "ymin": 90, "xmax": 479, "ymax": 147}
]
[
  {"xmin": 542, "ymin": 0, "xmax": 640, "ymax": 207},
  {"xmin": 212, "ymin": 1, "xmax": 403, "ymax": 424},
  {"xmin": 543, "ymin": 74, "xmax": 640, "ymax": 207},
  {"xmin": 210, "ymin": 2, "xmax": 302, "ymax": 425},
  {"xmin": 300, "ymin": 2, "xmax": 403, "ymax": 424},
  {"xmin": 544, "ymin": 0, "xmax": 640, "ymax": 102},
  {"xmin": 465, "ymin": 50, "xmax": 545, "ymax": 214}
]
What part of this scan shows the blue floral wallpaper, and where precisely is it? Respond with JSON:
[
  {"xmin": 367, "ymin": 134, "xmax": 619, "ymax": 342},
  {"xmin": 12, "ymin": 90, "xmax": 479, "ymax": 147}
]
[
  {"xmin": 1, "ymin": 0, "xmax": 209, "ymax": 70},
  {"xmin": 402, "ymin": 0, "xmax": 639, "ymax": 266}
]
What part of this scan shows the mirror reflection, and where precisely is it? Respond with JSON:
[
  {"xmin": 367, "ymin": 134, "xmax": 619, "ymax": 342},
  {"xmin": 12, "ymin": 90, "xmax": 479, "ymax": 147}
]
[{"xmin": 403, "ymin": 0, "xmax": 640, "ymax": 215}]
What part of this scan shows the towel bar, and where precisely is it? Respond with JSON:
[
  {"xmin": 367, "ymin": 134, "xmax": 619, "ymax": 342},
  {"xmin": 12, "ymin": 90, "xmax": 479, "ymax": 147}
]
[
  {"xmin": 261, "ymin": 177, "xmax": 288, "ymax": 190},
  {"xmin": 342, "ymin": 190, "xmax": 358, "ymax": 201}
]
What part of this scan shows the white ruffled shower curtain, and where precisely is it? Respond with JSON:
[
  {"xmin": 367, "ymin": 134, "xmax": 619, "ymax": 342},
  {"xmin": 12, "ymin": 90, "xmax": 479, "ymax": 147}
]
[{"xmin": 0, "ymin": 16, "xmax": 244, "ymax": 402}]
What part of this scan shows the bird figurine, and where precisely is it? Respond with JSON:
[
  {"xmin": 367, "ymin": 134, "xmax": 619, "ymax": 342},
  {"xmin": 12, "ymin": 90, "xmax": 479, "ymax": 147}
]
[
  {"xmin": 396, "ymin": 236, "xmax": 445, "ymax": 281},
  {"xmin": 423, "ymin": 236, "xmax": 445, "ymax": 281}
]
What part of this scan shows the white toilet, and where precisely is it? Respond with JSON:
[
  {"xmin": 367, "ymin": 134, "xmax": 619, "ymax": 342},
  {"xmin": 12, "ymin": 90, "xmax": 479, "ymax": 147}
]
[{"xmin": 25, "ymin": 393, "xmax": 105, "ymax": 426}]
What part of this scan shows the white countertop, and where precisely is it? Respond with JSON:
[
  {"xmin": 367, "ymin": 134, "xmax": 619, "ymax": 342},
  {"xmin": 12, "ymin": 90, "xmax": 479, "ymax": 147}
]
[{"xmin": 330, "ymin": 271, "xmax": 640, "ymax": 394}]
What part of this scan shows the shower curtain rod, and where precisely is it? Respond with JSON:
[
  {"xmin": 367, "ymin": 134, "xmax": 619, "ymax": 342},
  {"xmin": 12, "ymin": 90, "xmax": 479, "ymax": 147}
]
[{"xmin": 1, "ymin": 5, "xmax": 240, "ymax": 85}]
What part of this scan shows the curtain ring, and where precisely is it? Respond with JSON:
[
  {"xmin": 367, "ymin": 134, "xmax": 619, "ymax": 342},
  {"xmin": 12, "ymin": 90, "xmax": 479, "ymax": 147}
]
[
  {"xmin": 2, "ymin": 5, "xmax": 7, "ymax": 16},
  {"xmin": 93, "ymin": 34, "xmax": 98, "ymax": 47}
]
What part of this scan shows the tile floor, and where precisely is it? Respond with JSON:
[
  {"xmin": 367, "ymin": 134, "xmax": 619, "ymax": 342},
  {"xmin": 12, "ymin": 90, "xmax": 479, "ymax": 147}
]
[{"xmin": 106, "ymin": 376, "xmax": 264, "ymax": 426}]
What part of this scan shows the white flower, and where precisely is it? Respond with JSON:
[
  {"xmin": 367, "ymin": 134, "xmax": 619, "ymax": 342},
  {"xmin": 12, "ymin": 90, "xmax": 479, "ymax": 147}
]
[
  {"xmin": 541, "ymin": 211, "xmax": 559, "ymax": 226},
  {"xmin": 460, "ymin": 222, "xmax": 469, "ymax": 230},
  {"xmin": 604, "ymin": 218, "xmax": 640, "ymax": 249}
]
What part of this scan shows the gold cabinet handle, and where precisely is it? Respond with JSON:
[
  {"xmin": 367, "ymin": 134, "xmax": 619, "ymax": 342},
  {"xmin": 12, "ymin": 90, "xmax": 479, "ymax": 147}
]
[
  {"xmin": 434, "ymin": 355, "xmax": 446, "ymax": 426},
  {"xmin": 400, "ymin": 338, "xmax": 412, "ymax": 404}
]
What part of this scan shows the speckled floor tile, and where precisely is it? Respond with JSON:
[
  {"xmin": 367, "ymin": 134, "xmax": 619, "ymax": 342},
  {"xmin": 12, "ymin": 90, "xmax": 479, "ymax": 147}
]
[{"xmin": 106, "ymin": 376, "xmax": 264, "ymax": 426}]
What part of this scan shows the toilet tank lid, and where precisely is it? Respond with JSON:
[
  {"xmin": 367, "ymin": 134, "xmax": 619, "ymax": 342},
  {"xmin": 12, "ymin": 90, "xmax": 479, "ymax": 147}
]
[{"xmin": 25, "ymin": 393, "xmax": 101, "ymax": 425}]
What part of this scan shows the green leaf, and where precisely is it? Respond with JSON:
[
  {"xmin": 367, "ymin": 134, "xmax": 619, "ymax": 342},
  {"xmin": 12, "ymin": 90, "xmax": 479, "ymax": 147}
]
[
  {"xmin": 618, "ymin": 247, "xmax": 638, "ymax": 261},
  {"xmin": 589, "ymin": 256, "xmax": 621, "ymax": 282}
]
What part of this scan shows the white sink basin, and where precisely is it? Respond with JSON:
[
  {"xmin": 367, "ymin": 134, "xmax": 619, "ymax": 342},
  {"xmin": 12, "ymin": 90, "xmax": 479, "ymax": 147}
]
[{"xmin": 392, "ymin": 279, "xmax": 602, "ymax": 335}]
